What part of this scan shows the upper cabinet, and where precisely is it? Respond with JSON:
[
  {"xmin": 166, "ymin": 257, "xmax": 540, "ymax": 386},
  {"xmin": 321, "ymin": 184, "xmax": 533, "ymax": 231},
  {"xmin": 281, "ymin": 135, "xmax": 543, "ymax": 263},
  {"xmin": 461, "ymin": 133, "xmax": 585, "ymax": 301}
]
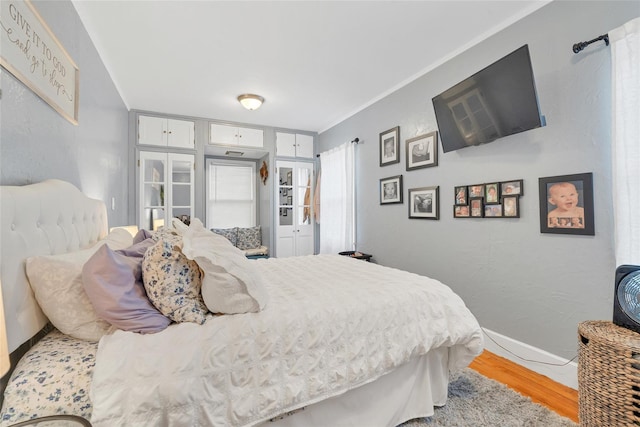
[
  {"xmin": 138, "ymin": 115, "xmax": 195, "ymax": 149},
  {"xmin": 276, "ymin": 132, "xmax": 314, "ymax": 158},
  {"xmin": 210, "ymin": 123, "xmax": 264, "ymax": 148}
]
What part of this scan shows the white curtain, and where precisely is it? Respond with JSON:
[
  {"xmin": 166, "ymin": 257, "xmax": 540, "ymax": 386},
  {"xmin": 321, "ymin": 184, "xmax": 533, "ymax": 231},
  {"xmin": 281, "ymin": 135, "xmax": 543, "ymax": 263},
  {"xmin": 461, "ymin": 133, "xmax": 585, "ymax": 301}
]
[
  {"xmin": 319, "ymin": 142, "xmax": 355, "ymax": 254},
  {"xmin": 611, "ymin": 17, "xmax": 640, "ymax": 266}
]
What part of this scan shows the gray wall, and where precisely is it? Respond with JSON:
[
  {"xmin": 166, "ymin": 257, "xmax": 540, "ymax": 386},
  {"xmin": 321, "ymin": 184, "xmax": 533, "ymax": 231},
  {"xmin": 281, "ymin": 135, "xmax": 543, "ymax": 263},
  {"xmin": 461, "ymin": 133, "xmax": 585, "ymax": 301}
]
[
  {"xmin": 318, "ymin": 1, "xmax": 640, "ymax": 360},
  {"xmin": 1, "ymin": 0, "xmax": 129, "ymax": 227}
]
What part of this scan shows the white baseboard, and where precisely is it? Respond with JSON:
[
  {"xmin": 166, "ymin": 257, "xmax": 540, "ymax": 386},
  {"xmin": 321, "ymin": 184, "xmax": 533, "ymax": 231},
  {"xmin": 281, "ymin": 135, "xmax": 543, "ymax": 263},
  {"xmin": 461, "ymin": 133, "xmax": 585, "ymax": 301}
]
[{"xmin": 481, "ymin": 327, "xmax": 578, "ymax": 390}]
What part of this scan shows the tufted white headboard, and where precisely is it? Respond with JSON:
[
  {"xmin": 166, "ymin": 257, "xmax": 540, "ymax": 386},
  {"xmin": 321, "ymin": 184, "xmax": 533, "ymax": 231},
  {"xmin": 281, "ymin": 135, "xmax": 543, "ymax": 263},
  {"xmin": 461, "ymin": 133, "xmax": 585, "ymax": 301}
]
[{"xmin": 0, "ymin": 180, "xmax": 108, "ymax": 352}]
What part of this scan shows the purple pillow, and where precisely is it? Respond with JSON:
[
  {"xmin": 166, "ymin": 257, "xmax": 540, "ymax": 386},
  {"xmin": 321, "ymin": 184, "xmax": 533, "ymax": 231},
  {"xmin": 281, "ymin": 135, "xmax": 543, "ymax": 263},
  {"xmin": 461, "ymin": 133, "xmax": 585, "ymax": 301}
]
[
  {"xmin": 82, "ymin": 241, "xmax": 171, "ymax": 334},
  {"xmin": 133, "ymin": 229, "xmax": 153, "ymax": 244}
]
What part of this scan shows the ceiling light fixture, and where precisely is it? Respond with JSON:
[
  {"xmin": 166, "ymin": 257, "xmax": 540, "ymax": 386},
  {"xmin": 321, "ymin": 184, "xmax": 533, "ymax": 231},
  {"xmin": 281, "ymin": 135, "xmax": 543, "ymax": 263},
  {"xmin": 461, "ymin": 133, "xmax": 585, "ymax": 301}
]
[{"xmin": 237, "ymin": 94, "xmax": 264, "ymax": 111}]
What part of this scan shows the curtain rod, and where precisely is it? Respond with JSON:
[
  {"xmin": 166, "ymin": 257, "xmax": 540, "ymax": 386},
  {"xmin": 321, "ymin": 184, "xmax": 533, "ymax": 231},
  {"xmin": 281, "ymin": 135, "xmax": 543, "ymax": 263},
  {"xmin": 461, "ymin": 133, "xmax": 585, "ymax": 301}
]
[
  {"xmin": 573, "ymin": 34, "xmax": 609, "ymax": 53},
  {"xmin": 316, "ymin": 138, "xmax": 360, "ymax": 157}
]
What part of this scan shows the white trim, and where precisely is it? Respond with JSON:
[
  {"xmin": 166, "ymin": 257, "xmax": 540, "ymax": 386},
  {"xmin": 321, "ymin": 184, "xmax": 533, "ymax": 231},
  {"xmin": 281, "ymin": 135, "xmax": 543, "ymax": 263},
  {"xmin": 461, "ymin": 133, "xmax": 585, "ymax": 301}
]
[{"xmin": 481, "ymin": 327, "xmax": 578, "ymax": 390}]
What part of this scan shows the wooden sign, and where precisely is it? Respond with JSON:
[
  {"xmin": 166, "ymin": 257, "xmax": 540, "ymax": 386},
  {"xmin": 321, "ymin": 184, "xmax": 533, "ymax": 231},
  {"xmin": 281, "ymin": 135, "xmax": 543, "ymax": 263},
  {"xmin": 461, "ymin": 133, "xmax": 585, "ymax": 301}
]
[{"xmin": 0, "ymin": 0, "xmax": 79, "ymax": 124}]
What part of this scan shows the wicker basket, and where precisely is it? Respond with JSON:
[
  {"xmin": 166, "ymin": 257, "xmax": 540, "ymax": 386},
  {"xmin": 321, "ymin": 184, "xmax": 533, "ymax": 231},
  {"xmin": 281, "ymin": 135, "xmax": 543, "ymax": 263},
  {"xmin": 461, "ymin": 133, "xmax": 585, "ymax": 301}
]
[{"xmin": 578, "ymin": 321, "xmax": 640, "ymax": 426}]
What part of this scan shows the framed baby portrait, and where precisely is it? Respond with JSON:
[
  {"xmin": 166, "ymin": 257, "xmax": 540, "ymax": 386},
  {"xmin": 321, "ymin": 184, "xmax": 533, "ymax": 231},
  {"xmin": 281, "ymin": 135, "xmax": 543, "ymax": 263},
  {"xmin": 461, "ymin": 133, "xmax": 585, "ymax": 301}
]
[
  {"xmin": 380, "ymin": 175, "xmax": 403, "ymax": 205},
  {"xmin": 380, "ymin": 126, "xmax": 400, "ymax": 166},
  {"xmin": 538, "ymin": 172, "xmax": 594, "ymax": 235},
  {"xmin": 408, "ymin": 186, "xmax": 439, "ymax": 220},
  {"xmin": 406, "ymin": 131, "xmax": 438, "ymax": 171}
]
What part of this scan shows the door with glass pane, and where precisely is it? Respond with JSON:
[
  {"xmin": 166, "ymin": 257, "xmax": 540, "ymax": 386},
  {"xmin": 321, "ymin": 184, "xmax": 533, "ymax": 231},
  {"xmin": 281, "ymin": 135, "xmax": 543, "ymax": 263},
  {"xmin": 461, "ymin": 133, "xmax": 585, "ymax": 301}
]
[
  {"xmin": 276, "ymin": 160, "xmax": 315, "ymax": 257},
  {"xmin": 139, "ymin": 151, "xmax": 194, "ymax": 230}
]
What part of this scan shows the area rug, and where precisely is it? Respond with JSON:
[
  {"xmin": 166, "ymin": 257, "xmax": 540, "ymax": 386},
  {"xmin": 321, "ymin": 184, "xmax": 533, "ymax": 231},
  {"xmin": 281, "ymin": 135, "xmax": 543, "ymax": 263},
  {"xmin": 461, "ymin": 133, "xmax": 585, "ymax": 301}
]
[{"xmin": 400, "ymin": 368, "xmax": 577, "ymax": 427}]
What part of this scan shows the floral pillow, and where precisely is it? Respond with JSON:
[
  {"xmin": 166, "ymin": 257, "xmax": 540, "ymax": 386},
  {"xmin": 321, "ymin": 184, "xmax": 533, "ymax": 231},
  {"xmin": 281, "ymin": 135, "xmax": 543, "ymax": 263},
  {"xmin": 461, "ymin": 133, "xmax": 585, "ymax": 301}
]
[
  {"xmin": 211, "ymin": 227, "xmax": 238, "ymax": 247},
  {"xmin": 237, "ymin": 226, "xmax": 261, "ymax": 250},
  {"xmin": 141, "ymin": 236, "xmax": 208, "ymax": 324}
]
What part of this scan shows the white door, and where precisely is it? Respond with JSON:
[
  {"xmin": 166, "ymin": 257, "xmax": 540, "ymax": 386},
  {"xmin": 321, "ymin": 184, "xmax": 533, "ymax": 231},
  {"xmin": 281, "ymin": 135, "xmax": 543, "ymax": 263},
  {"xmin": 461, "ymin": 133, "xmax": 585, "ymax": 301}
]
[
  {"xmin": 210, "ymin": 124, "xmax": 239, "ymax": 145},
  {"xmin": 294, "ymin": 162, "xmax": 315, "ymax": 255},
  {"xmin": 167, "ymin": 119, "xmax": 195, "ymax": 149},
  {"xmin": 237, "ymin": 127, "xmax": 264, "ymax": 148},
  {"xmin": 167, "ymin": 153, "xmax": 194, "ymax": 221},
  {"xmin": 276, "ymin": 132, "xmax": 297, "ymax": 157},
  {"xmin": 138, "ymin": 116, "xmax": 167, "ymax": 147},
  {"xmin": 139, "ymin": 151, "xmax": 167, "ymax": 230},
  {"xmin": 295, "ymin": 134, "xmax": 315, "ymax": 158},
  {"xmin": 276, "ymin": 161, "xmax": 315, "ymax": 257}
]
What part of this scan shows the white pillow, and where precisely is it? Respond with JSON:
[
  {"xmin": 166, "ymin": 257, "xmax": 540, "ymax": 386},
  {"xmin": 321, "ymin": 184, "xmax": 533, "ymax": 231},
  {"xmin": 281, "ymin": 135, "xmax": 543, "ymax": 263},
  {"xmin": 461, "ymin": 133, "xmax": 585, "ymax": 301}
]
[
  {"xmin": 181, "ymin": 219, "xmax": 269, "ymax": 314},
  {"xmin": 25, "ymin": 230, "xmax": 134, "ymax": 341}
]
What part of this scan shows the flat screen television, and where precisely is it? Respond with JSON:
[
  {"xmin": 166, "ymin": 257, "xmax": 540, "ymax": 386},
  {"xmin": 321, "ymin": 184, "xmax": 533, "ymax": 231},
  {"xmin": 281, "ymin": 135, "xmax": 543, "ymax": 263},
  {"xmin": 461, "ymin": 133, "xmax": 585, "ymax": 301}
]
[{"xmin": 432, "ymin": 45, "xmax": 544, "ymax": 153}]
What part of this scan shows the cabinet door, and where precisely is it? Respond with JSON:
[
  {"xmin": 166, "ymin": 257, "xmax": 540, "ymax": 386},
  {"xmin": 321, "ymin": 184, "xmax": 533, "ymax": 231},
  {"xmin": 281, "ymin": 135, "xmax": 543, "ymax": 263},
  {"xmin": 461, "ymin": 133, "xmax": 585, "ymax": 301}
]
[
  {"xmin": 167, "ymin": 119, "xmax": 195, "ymax": 149},
  {"xmin": 168, "ymin": 153, "xmax": 194, "ymax": 221},
  {"xmin": 276, "ymin": 132, "xmax": 296, "ymax": 157},
  {"xmin": 138, "ymin": 116, "xmax": 167, "ymax": 147},
  {"xmin": 139, "ymin": 151, "xmax": 167, "ymax": 230},
  {"xmin": 237, "ymin": 127, "xmax": 264, "ymax": 148},
  {"xmin": 295, "ymin": 134, "xmax": 314, "ymax": 158},
  {"xmin": 210, "ymin": 124, "xmax": 239, "ymax": 145}
]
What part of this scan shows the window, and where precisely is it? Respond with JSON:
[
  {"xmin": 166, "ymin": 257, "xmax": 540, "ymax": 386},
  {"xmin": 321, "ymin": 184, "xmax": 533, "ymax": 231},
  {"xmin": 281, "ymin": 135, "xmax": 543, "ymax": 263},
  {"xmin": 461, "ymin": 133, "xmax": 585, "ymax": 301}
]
[{"xmin": 206, "ymin": 159, "xmax": 256, "ymax": 228}]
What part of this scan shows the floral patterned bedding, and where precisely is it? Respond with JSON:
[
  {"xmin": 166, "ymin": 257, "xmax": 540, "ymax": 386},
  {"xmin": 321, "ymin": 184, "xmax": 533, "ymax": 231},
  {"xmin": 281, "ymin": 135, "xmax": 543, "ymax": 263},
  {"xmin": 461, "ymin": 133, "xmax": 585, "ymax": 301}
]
[{"xmin": 0, "ymin": 330, "xmax": 97, "ymax": 425}]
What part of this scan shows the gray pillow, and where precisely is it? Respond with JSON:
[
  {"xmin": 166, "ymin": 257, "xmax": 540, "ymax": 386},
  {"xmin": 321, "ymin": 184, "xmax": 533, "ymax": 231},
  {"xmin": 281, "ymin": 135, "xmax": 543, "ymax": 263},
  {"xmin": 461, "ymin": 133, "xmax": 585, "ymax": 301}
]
[
  {"xmin": 211, "ymin": 227, "xmax": 239, "ymax": 247},
  {"xmin": 237, "ymin": 226, "xmax": 261, "ymax": 250}
]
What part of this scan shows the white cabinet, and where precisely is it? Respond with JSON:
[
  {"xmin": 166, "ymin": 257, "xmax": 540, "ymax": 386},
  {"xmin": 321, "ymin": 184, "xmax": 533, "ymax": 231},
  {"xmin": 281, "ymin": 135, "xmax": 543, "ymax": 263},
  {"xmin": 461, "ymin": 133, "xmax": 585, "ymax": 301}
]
[
  {"xmin": 276, "ymin": 132, "xmax": 314, "ymax": 158},
  {"xmin": 138, "ymin": 151, "xmax": 194, "ymax": 230},
  {"xmin": 275, "ymin": 160, "xmax": 315, "ymax": 257},
  {"xmin": 210, "ymin": 123, "xmax": 264, "ymax": 148},
  {"xmin": 138, "ymin": 115, "xmax": 195, "ymax": 149}
]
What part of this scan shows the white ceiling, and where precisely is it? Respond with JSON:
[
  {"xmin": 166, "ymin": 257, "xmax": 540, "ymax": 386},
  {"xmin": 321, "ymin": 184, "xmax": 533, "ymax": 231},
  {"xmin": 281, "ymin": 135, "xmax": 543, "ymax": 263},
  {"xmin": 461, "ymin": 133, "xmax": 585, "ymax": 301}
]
[{"xmin": 72, "ymin": 1, "xmax": 550, "ymax": 133}]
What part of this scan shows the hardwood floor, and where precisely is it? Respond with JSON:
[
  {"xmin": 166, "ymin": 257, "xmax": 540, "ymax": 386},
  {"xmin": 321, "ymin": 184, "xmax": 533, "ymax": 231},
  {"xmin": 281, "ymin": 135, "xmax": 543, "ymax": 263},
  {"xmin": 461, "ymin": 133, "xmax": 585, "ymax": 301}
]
[{"xmin": 469, "ymin": 350, "xmax": 579, "ymax": 423}]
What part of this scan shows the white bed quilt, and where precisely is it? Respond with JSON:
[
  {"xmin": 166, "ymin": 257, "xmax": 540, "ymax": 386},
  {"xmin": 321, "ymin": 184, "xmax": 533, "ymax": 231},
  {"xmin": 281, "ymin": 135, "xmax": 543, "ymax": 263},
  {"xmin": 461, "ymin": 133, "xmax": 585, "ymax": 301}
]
[{"xmin": 90, "ymin": 255, "xmax": 483, "ymax": 427}]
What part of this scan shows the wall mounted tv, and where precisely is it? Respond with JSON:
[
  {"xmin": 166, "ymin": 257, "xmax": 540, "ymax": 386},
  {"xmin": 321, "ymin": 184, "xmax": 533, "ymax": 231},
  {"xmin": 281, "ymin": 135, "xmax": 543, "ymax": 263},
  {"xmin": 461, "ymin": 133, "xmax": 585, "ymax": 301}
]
[{"xmin": 432, "ymin": 44, "xmax": 544, "ymax": 153}]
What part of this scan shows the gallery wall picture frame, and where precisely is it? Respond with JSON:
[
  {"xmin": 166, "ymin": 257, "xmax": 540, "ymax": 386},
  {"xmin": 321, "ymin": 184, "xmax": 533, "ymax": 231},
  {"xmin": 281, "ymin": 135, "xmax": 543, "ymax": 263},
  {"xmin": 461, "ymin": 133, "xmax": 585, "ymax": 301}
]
[
  {"xmin": 454, "ymin": 186, "xmax": 468, "ymax": 206},
  {"xmin": 380, "ymin": 175, "xmax": 403, "ymax": 205},
  {"xmin": 469, "ymin": 184, "xmax": 485, "ymax": 198},
  {"xmin": 484, "ymin": 204, "xmax": 503, "ymax": 217},
  {"xmin": 408, "ymin": 186, "xmax": 439, "ymax": 220},
  {"xmin": 538, "ymin": 172, "xmax": 594, "ymax": 235},
  {"xmin": 502, "ymin": 195, "xmax": 520, "ymax": 218},
  {"xmin": 501, "ymin": 179, "xmax": 524, "ymax": 196},
  {"xmin": 453, "ymin": 205, "xmax": 470, "ymax": 218},
  {"xmin": 379, "ymin": 126, "xmax": 400, "ymax": 166},
  {"xmin": 484, "ymin": 182, "xmax": 500, "ymax": 204},
  {"xmin": 406, "ymin": 131, "xmax": 438, "ymax": 171},
  {"xmin": 470, "ymin": 197, "xmax": 484, "ymax": 217}
]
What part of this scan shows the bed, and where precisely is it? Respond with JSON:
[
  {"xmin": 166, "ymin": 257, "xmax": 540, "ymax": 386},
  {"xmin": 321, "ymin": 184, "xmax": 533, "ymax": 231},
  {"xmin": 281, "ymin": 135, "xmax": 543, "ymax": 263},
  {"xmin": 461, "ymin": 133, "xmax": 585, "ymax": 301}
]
[{"xmin": 0, "ymin": 179, "xmax": 483, "ymax": 426}]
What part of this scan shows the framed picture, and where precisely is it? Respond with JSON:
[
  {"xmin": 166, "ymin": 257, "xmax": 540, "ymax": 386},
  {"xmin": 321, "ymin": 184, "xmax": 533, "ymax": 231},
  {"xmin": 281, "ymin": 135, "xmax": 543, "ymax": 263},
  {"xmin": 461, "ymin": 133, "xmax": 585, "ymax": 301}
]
[
  {"xmin": 501, "ymin": 179, "xmax": 524, "ymax": 196},
  {"xmin": 453, "ymin": 205, "xmax": 470, "ymax": 218},
  {"xmin": 406, "ymin": 131, "xmax": 438, "ymax": 171},
  {"xmin": 470, "ymin": 197, "xmax": 484, "ymax": 217},
  {"xmin": 484, "ymin": 204, "xmax": 503, "ymax": 217},
  {"xmin": 502, "ymin": 195, "xmax": 520, "ymax": 218},
  {"xmin": 469, "ymin": 184, "xmax": 485, "ymax": 198},
  {"xmin": 454, "ymin": 186, "xmax": 468, "ymax": 205},
  {"xmin": 484, "ymin": 182, "xmax": 500, "ymax": 204},
  {"xmin": 538, "ymin": 172, "xmax": 594, "ymax": 235},
  {"xmin": 408, "ymin": 186, "xmax": 439, "ymax": 219},
  {"xmin": 379, "ymin": 126, "xmax": 400, "ymax": 166},
  {"xmin": 380, "ymin": 175, "xmax": 403, "ymax": 204}
]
